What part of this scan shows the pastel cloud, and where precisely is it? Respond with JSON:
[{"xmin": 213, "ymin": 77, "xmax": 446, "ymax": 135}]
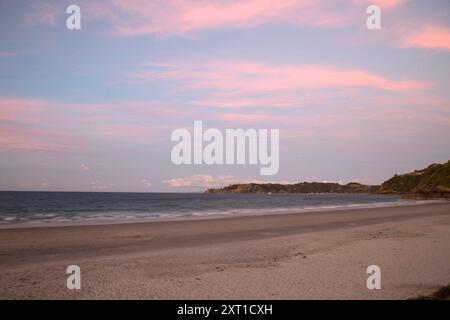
[
  {"xmin": 0, "ymin": 124, "xmax": 79, "ymax": 152},
  {"xmin": 130, "ymin": 60, "xmax": 428, "ymax": 98},
  {"xmin": 90, "ymin": 180, "xmax": 112, "ymax": 192},
  {"xmin": 0, "ymin": 97, "xmax": 187, "ymax": 152},
  {"xmin": 163, "ymin": 175, "xmax": 236, "ymax": 188},
  {"xmin": 354, "ymin": 0, "xmax": 407, "ymax": 8},
  {"xmin": 214, "ymin": 113, "xmax": 290, "ymax": 124},
  {"xmin": 141, "ymin": 179, "xmax": 152, "ymax": 188},
  {"xmin": 0, "ymin": 98, "xmax": 49, "ymax": 121},
  {"xmin": 403, "ymin": 26, "xmax": 450, "ymax": 51},
  {"xmin": 23, "ymin": 1, "xmax": 61, "ymax": 27},
  {"xmin": 213, "ymin": 99, "xmax": 450, "ymax": 128},
  {"xmin": 25, "ymin": 0, "xmax": 407, "ymax": 37},
  {"xmin": 88, "ymin": 0, "xmax": 346, "ymax": 37},
  {"xmin": 80, "ymin": 164, "xmax": 90, "ymax": 171},
  {"xmin": 192, "ymin": 96, "xmax": 302, "ymax": 109},
  {"xmin": 213, "ymin": 112, "xmax": 347, "ymax": 129}
]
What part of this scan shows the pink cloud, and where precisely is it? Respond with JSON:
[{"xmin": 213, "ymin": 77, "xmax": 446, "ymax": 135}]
[
  {"xmin": 0, "ymin": 99, "xmax": 83, "ymax": 152},
  {"xmin": 214, "ymin": 113, "xmax": 290, "ymax": 124},
  {"xmin": 130, "ymin": 60, "xmax": 428, "ymax": 96},
  {"xmin": 354, "ymin": 0, "xmax": 407, "ymax": 8},
  {"xmin": 87, "ymin": 0, "xmax": 352, "ymax": 37},
  {"xmin": 0, "ymin": 98, "xmax": 48, "ymax": 121},
  {"xmin": 91, "ymin": 124, "xmax": 176, "ymax": 144},
  {"xmin": 192, "ymin": 96, "xmax": 301, "ymax": 109},
  {"xmin": 213, "ymin": 112, "xmax": 349, "ymax": 128},
  {"xmin": 23, "ymin": 0, "xmax": 408, "ymax": 37},
  {"xmin": 23, "ymin": 1, "xmax": 60, "ymax": 27},
  {"xmin": 0, "ymin": 97, "xmax": 195, "ymax": 125},
  {"xmin": 72, "ymin": 0, "xmax": 410, "ymax": 37},
  {"xmin": 192, "ymin": 88, "xmax": 363, "ymax": 110},
  {"xmin": 403, "ymin": 26, "xmax": 450, "ymax": 51},
  {"xmin": 2, "ymin": 90, "xmax": 446, "ymax": 155},
  {"xmin": 0, "ymin": 124, "xmax": 79, "ymax": 152},
  {"xmin": 0, "ymin": 97, "xmax": 191, "ymax": 151}
]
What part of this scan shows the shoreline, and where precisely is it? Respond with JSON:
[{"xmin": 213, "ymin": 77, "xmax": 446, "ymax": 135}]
[
  {"xmin": 1, "ymin": 203, "xmax": 449, "ymax": 299},
  {"xmin": 0, "ymin": 197, "xmax": 446, "ymax": 230}
]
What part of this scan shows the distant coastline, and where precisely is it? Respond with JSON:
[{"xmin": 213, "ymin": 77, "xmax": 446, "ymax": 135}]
[{"xmin": 206, "ymin": 160, "xmax": 450, "ymax": 199}]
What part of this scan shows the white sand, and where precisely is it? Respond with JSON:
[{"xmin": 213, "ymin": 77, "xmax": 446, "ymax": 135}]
[{"xmin": 0, "ymin": 203, "xmax": 449, "ymax": 299}]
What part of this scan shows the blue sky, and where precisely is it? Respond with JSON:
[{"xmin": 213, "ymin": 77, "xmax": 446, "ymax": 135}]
[{"xmin": 0, "ymin": 0, "xmax": 449, "ymax": 192}]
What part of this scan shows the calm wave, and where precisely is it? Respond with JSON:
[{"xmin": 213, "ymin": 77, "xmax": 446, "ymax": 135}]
[{"xmin": 0, "ymin": 191, "xmax": 442, "ymax": 228}]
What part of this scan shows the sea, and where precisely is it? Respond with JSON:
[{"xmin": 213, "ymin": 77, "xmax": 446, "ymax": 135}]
[{"xmin": 0, "ymin": 191, "xmax": 442, "ymax": 229}]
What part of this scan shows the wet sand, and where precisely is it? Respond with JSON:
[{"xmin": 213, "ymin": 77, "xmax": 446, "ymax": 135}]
[{"xmin": 0, "ymin": 203, "xmax": 449, "ymax": 299}]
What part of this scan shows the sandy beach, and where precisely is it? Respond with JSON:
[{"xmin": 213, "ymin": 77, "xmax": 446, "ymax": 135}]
[{"xmin": 0, "ymin": 202, "xmax": 449, "ymax": 299}]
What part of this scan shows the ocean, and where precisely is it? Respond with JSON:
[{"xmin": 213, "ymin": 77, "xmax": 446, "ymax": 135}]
[{"xmin": 0, "ymin": 191, "xmax": 440, "ymax": 228}]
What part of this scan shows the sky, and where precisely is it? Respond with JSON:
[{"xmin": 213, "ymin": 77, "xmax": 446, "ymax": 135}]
[{"xmin": 0, "ymin": 0, "xmax": 449, "ymax": 192}]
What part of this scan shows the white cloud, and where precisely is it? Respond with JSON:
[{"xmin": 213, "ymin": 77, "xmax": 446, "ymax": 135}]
[
  {"xmin": 90, "ymin": 180, "xmax": 110, "ymax": 191},
  {"xmin": 141, "ymin": 179, "xmax": 152, "ymax": 187},
  {"xmin": 80, "ymin": 163, "xmax": 90, "ymax": 171},
  {"xmin": 163, "ymin": 175, "xmax": 236, "ymax": 188}
]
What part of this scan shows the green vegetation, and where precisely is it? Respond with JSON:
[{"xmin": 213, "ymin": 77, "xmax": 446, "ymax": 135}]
[
  {"xmin": 379, "ymin": 160, "xmax": 450, "ymax": 198},
  {"xmin": 206, "ymin": 182, "xmax": 379, "ymax": 194},
  {"xmin": 206, "ymin": 160, "xmax": 450, "ymax": 199}
]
